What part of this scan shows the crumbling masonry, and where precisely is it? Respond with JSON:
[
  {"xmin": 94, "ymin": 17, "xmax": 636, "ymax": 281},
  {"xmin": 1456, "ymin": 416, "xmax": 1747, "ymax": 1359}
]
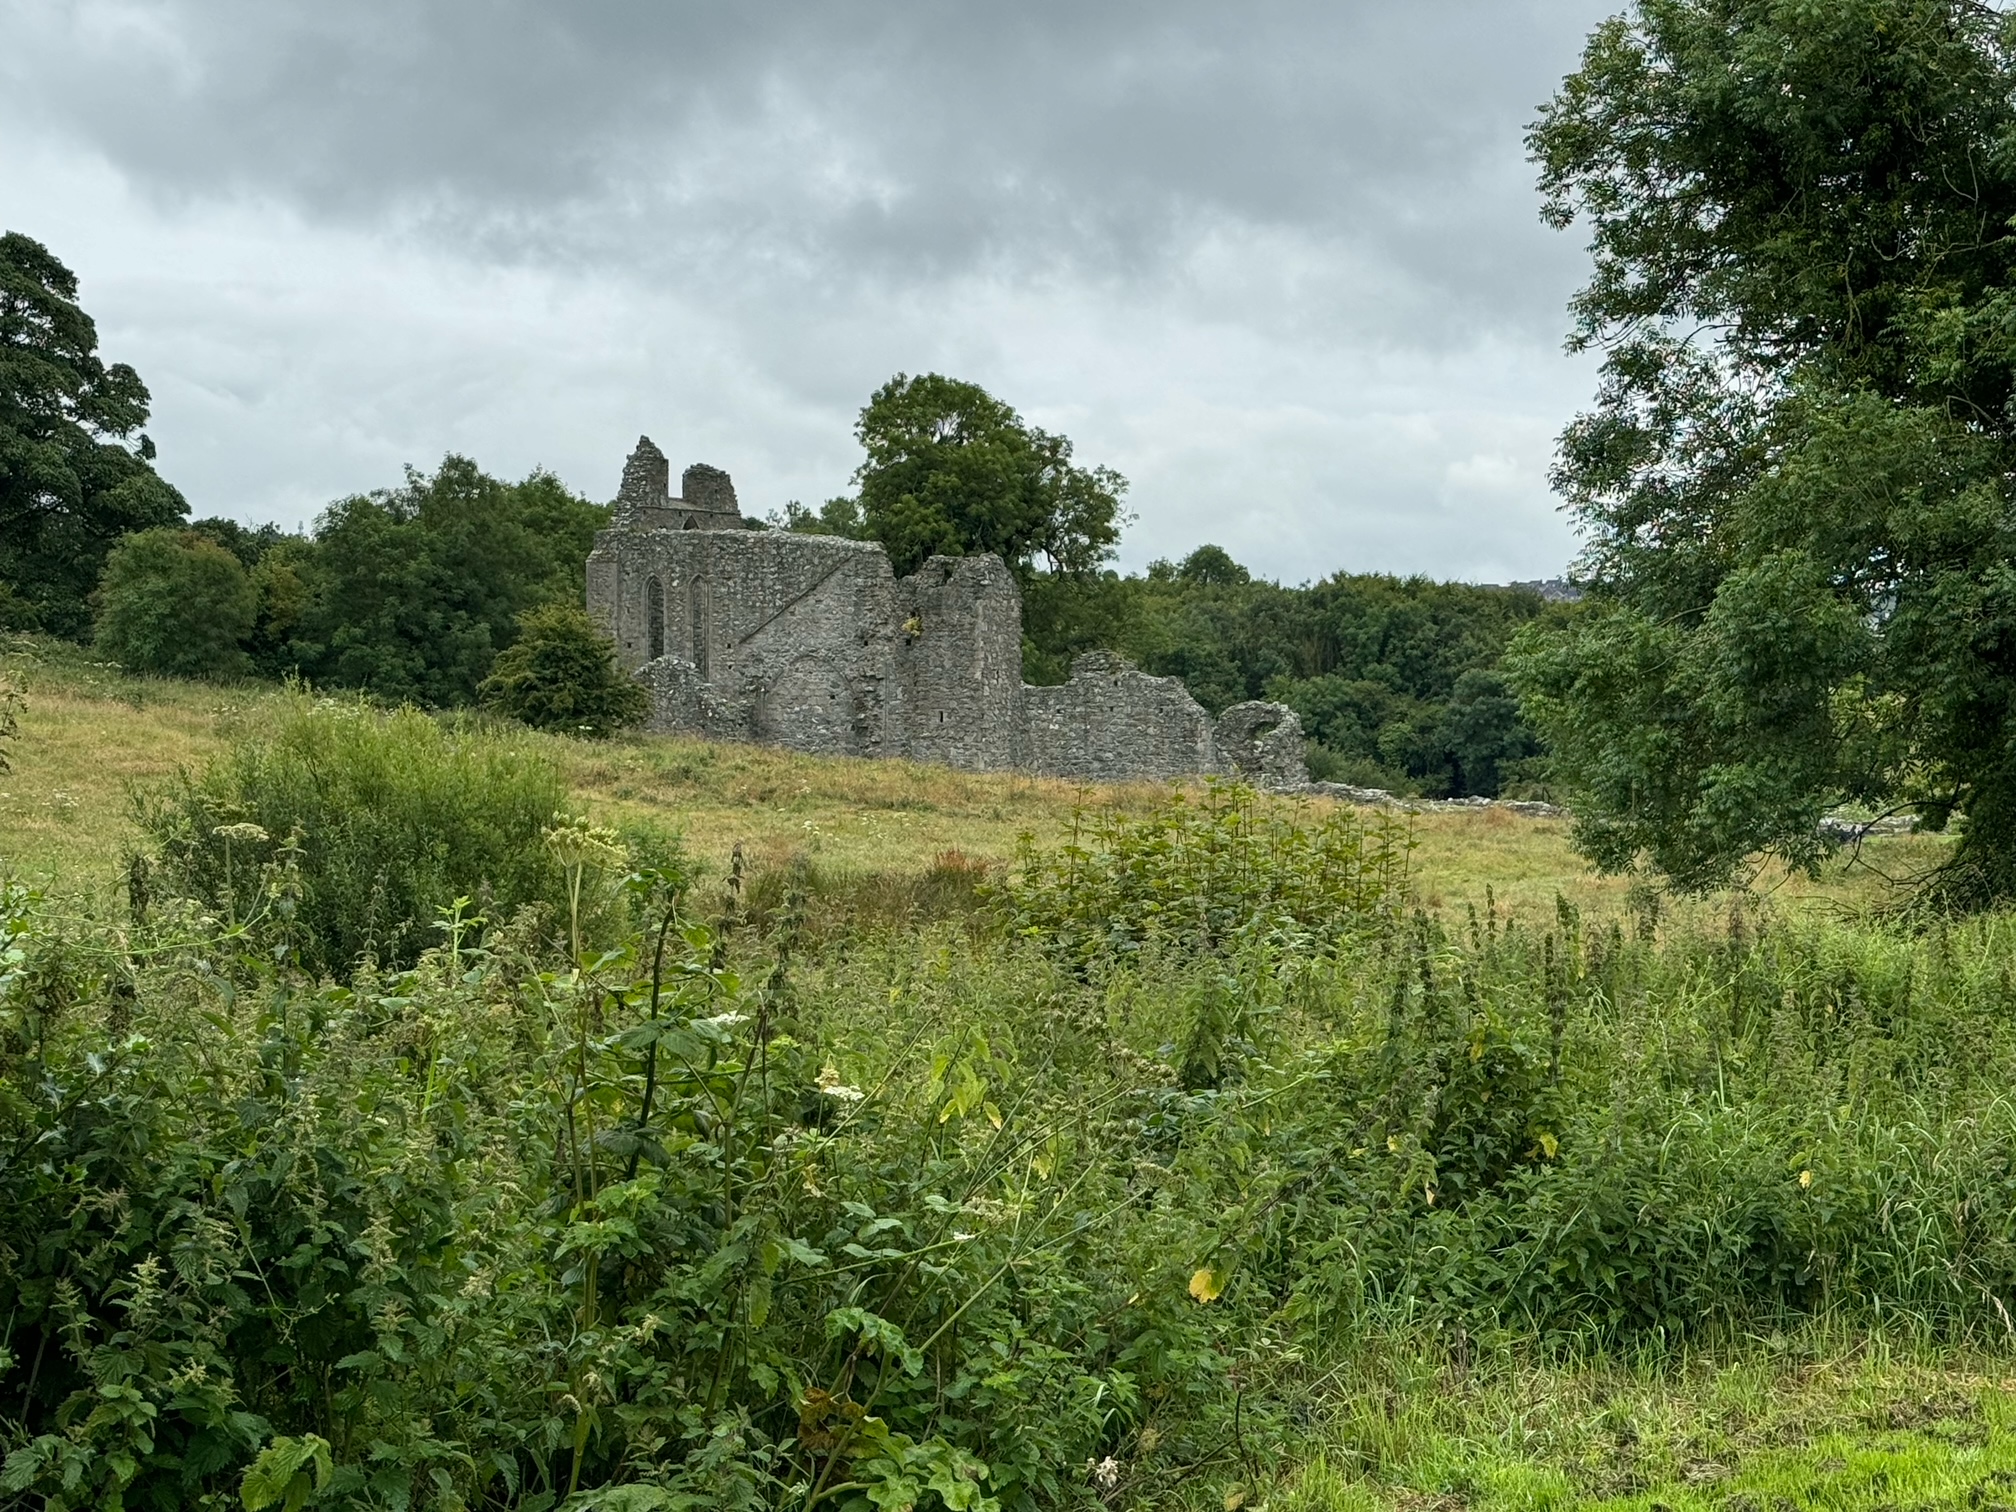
[{"xmin": 586, "ymin": 438, "xmax": 1307, "ymax": 784}]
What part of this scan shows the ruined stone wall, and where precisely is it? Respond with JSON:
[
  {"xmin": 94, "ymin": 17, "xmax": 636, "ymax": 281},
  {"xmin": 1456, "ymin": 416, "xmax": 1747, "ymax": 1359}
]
[
  {"xmin": 1215, "ymin": 701, "xmax": 1310, "ymax": 788},
  {"xmin": 894, "ymin": 554, "xmax": 1025, "ymax": 772},
  {"xmin": 588, "ymin": 440, "xmax": 1318, "ymax": 786},
  {"xmin": 616, "ymin": 437, "xmax": 671, "ymax": 518},
  {"xmin": 587, "ymin": 526, "xmax": 903, "ymax": 757},
  {"xmin": 609, "ymin": 437, "xmax": 745, "ymax": 532},
  {"xmin": 1023, "ymin": 652, "xmax": 1222, "ymax": 781},
  {"xmin": 680, "ymin": 464, "xmax": 740, "ymax": 521}
]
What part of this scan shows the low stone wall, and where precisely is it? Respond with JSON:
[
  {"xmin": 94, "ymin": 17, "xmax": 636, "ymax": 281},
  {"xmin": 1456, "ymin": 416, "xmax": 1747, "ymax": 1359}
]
[
  {"xmin": 1296, "ymin": 780, "xmax": 1567, "ymax": 819},
  {"xmin": 1023, "ymin": 652, "xmax": 1221, "ymax": 781}
]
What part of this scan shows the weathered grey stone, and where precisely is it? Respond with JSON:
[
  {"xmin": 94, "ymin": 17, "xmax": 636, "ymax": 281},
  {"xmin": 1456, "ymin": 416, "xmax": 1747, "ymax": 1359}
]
[
  {"xmin": 896, "ymin": 554, "xmax": 1025, "ymax": 772},
  {"xmin": 1024, "ymin": 652, "xmax": 1221, "ymax": 781},
  {"xmin": 610, "ymin": 435, "xmax": 746, "ymax": 533},
  {"xmin": 681, "ymin": 463, "xmax": 740, "ymax": 521},
  {"xmin": 590, "ymin": 522, "xmax": 903, "ymax": 757},
  {"xmin": 615, "ymin": 436, "xmax": 670, "ymax": 523},
  {"xmin": 587, "ymin": 441, "xmax": 1313, "ymax": 786},
  {"xmin": 636, "ymin": 657, "xmax": 752, "ymax": 742},
  {"xmin": 1215, "ymin": 701, "xmax": 1309, "ymax": 789}
]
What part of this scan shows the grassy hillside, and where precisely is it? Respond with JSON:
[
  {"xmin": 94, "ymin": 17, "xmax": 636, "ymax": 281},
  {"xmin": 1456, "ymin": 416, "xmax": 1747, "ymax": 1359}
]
[{"xmin": 0, "ymin": 633, "xmax": 1948, "ymax": 921}]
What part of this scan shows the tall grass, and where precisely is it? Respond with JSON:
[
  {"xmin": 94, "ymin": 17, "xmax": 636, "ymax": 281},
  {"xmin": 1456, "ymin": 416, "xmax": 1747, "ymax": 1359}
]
[
  {"xmin": 9, "ymin": 738, "xmax": 2016, "ymax": 1507},
  {"xmin": 139, "ymin": 694, "xmax": 576, "ymax": 971}
]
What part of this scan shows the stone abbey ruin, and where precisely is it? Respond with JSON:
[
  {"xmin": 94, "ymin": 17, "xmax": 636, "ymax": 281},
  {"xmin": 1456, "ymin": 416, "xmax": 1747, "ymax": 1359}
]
[{"xmin": 585, "ymin": 437, "xmax": 1308, "ymax": 785}]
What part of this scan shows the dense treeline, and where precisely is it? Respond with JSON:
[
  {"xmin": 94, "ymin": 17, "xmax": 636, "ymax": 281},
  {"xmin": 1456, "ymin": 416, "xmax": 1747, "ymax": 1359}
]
[
  {"xmin": 141, "ymin": 494, "xmax": 1554, "ymax": 795},
  {"xmin": 103, "ymin": 479, "xmax": 1552, "ymax": 797},
  {"xmin": 177, "ymin": 458, "xmax": 607, "ymax": 704},
  {"xmin": 1021, "ymin": 553, "xmax": 1552, "ymax": 797},
  {"xmin": 84, "ymin": 457, "xmax": 609, "ymax": 711}
]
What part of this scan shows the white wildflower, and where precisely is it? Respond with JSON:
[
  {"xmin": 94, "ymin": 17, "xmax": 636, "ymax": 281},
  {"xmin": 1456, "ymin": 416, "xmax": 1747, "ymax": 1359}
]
[{"xmin": 817, "ymin": 1063, "xmax": 866, "ymax": 1103}]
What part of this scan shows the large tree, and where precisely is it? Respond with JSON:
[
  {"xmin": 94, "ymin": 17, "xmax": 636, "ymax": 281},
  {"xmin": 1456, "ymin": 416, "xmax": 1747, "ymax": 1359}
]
[
  {"xmin": 845, "ymin": 373, "xmax": 1127, "ymax": 578},
  {"xmin": 93, "ymin": 528, "xmax": 258, "ymax": 680},
  {"xmin": 291, "ymin": 456, "xmax": 607, "ymax": 707},
  {"xmin": 1508, "ymin": 0, "xmax": 2016, "ymax": 900},
  {"xmin": 0, "ymin": 232, "xmax": 187, "ymax": 636}
]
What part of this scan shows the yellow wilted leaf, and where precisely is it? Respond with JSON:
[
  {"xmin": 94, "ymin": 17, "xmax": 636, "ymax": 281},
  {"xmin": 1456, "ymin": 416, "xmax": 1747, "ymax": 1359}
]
[
  {"xmin": 1537, "ymin": 1131, "xmax": 1559, "ymax": 1158},
  {"xmin": 1189, "ymin": 1267, "xmax": 1227, "ymax": 1303},
  {"xmin": 1225, "ymin": 1488, "xmax": 1248, "ymax": 1511},
  {"xmin": 984, "ymin": 1101, "xmax": 1004, "ymax": 1130},
  {"xmin": 1799, "ymin": 1168, "xmax": 1814, "ymax": 1188}
]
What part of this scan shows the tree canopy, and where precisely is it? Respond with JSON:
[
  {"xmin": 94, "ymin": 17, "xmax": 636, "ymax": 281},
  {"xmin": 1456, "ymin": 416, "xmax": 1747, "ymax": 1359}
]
[
  {"xmin": 289, "ymin": 456, "xmax": 608, "ymax": 706},
  {"xmin": 839, "ymin": 373, "xmax": 1127, "ymax": 578},
  {"xmin": 0, "ymin": 232, "xmax": 186, "ymax": 636},
  {"xmin": 1508, "ymin": 0, "xmax": 2016, "ymax": 900},
  {"xmin": 93, "ymin": 528, "xmax": 258, "ymax": 680}
]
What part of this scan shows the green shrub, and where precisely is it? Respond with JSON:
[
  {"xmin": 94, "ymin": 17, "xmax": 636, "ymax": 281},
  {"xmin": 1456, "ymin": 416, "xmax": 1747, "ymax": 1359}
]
[
  {"xmin": 479, "ymin": 600, "xmax": 648, "ymax": 738},
  {"xmin": 0, "ymin": 876, "xmax": 1168, "ymax": 1510},
  {"xmin": 92, "ymin": 526, "xmax": 257, "ymax": 679},
  {"xmin": 140, "ymin": 694, "xmax": 571, "ymax": 971},
  {"xmin": 1003, "ymin": 780, "xmax": 1413, "ymax": 965}
]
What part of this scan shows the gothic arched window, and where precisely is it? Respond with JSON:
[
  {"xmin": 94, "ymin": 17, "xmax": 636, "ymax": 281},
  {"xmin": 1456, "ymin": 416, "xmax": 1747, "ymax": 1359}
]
[
  {"xmin": 690, "ymin": 576, "xmax": 710, "ymax": 678},
  {"xmin": 646, "ymin": 575, "xmax": 665, "ymax": 661}
]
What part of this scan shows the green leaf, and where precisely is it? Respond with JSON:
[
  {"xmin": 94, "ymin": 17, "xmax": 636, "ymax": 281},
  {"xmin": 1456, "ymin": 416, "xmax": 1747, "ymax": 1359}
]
[
  {"xmin": 825, "ymin": 1307, "xmax": 924, "ymax": 1376},
  {"xmin": 240, "ymin": 1433, "xmax": 332, "ymax": 1512}
]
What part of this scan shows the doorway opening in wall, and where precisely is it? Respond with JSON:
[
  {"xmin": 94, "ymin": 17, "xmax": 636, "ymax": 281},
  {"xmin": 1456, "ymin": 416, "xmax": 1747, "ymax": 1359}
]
[{"xmin": 646, "ymin": 576, "xmax": 665, "ymax": 661}]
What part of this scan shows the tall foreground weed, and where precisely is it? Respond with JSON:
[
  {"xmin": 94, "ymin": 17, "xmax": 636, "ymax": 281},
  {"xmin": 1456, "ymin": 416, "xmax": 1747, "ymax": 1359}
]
[
  {"xmin": 1002, "ymin": 782, "xmax": 1413, "ymax": 965},
  {"xmin": 0, "ymin": 856, "xmax": 1209, "ymax": 1510}
]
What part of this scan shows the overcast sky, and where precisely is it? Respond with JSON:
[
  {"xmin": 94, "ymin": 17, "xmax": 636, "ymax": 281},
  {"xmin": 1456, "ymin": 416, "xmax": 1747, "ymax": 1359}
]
[{"xmin": 1, "ymin": 0, "xmax": 1617, "ymax": 584}]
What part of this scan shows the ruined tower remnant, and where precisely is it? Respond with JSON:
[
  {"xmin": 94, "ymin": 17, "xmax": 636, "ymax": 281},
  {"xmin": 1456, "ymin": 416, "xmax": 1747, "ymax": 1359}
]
[
  {"xmin": 586, "ymin": 436, "xmax": 1303, "ymax": 783},
  {"xmin": 612, "ymin": 437, "xmax": 744, "ymax": 532}
]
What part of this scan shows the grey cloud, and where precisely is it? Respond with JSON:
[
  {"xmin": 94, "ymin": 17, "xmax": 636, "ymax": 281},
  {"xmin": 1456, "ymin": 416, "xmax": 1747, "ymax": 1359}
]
[
  {"xmin": 0, "ymin": 0, "xmax": 1619, "ymax": 583},
  {"xmin": 4, "ymin": 2, "xmax": 1607, "ymax": 322}
]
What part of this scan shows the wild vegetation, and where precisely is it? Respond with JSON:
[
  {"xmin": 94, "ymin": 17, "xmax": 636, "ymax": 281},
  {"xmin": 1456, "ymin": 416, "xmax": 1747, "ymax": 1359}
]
[
  {"xmin": 1, "ymin": 678, "xmax": 2011, "ymax": 1511},
  {"xmin": 19, "ymin": 5, "xmax": 2016, "ymax": 1507}
]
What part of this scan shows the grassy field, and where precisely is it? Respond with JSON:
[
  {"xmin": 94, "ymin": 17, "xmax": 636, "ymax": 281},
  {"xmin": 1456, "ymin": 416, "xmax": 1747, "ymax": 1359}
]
[
  {"xmin": 1274, "ymin": 1344, "xmax": 2016, "ymax": 1512},
  {"xmin": 10, "ymin": 633, "xmax": 2014, "ymax": 1512},
  {"xmin": 0, "ymin": 632, "xmax": 1950, "ymax": 923}
]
